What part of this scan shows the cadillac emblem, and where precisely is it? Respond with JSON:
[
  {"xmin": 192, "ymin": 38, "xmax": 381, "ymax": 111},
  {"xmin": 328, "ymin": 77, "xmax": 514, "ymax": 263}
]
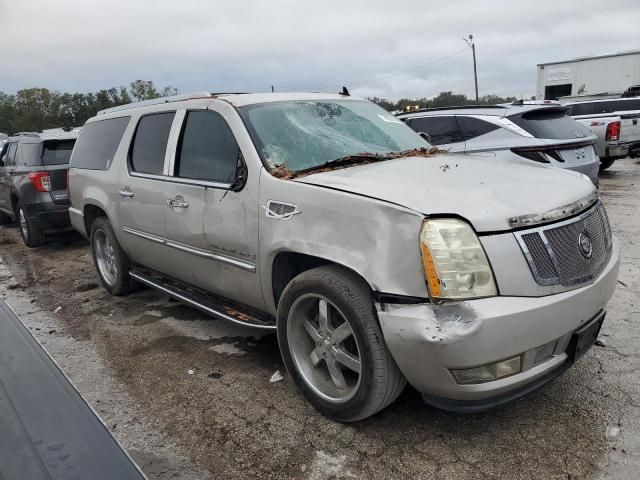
[{"xmin": 578, "ymin": 231, "xmax": 593, "ymax": 259}]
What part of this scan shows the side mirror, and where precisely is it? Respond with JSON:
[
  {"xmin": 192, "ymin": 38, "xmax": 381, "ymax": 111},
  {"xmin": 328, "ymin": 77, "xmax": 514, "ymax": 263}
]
[
  {"xmin": 418, "ymin": 131, "xmax": 432, "ymax": 143},
  {"xmin": 230, "ymin": 150, "xmax": 248, "ymax": 192}
]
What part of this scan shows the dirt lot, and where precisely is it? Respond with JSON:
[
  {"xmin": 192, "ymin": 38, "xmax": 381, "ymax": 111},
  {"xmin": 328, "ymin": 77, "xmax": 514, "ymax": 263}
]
[{"xmin": 1, "ymin": 158, "xmax": 639, "ymax": 480}]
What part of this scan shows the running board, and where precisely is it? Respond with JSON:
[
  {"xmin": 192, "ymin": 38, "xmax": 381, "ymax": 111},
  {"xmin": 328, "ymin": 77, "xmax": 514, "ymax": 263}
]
[{"xmin": 129, "ymin": 267, "xmax": 276, "ymax": 330}]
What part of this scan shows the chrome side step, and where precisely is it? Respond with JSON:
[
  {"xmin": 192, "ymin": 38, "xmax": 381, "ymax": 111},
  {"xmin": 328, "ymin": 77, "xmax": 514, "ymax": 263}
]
[{"xmin": 129, "ymin": 268, "xmax": 275, "ymax": 330}]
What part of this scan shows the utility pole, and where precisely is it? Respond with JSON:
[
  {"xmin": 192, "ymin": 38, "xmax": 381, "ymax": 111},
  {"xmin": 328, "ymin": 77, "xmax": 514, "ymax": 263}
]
[{"xmin": 463, "ymin": 34, "xmax": 479, "ymax": 104}]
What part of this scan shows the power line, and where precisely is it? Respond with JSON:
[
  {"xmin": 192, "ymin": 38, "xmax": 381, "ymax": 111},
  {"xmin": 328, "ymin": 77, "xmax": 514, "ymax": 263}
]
[{"xmin": 272, "ymin": 46, "xmax": 468, "ymax": 92}]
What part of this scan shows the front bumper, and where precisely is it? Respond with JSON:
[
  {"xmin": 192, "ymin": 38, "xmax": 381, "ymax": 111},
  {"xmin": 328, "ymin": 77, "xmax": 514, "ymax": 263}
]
[{"xmin": 377, "ymin": 238, "xmax": 620, "ymax": 409}]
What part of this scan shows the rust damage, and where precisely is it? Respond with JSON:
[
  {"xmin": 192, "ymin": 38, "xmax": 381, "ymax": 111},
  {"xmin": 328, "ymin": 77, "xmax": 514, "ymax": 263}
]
[{"xmin": 269, "ymin": 147, "xmax": 446, "ymax": 179}]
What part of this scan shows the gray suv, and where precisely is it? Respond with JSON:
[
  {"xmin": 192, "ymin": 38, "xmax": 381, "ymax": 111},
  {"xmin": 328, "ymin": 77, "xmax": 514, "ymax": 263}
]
[
  {"xmin": 69, "ymin": 92, "xmax": 619, "ymax": 421},
  {"xmin": 0, "ymin": 130, "xmax": 78, "ymax": 246},
  {"xmin": 397, "ymin": 103, "xmax": 600, "ymax": 185}
]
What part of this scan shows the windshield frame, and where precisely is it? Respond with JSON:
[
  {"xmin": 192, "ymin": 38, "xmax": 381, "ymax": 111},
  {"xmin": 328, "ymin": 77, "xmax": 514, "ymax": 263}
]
[{"xmin": 236, "ymin": 99, "xmax": 431, "ymax": 175}]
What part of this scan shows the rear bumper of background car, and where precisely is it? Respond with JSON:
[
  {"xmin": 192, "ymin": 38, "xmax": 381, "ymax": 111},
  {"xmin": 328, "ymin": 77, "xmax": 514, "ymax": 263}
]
[{"xmin": 376, "ymin": 239, "xmax": 620, "ymax": 411}]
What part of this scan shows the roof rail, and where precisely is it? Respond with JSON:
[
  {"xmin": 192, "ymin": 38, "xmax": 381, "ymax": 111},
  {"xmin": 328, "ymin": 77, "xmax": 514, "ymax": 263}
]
[
  {"xmin": 97, "ymin": 91, "xmax": 213, "ymax": 116},
  {"xmin": 396, "ymin": 104, "xmax": 507, "ymax": 116},
  {"xmin": 13, "ymin": 132, "xmax": 40, "ymax": 137}
]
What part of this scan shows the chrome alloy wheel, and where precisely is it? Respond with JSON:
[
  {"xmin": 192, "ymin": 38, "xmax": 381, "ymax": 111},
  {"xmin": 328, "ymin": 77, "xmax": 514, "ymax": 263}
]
[
  {"xmin": 94, "ymin": 230, "xmax": 117, "ymax": 286},
  {"xmin": 287, "ymin": 294, "xmax": 362, "ymax": 403}
]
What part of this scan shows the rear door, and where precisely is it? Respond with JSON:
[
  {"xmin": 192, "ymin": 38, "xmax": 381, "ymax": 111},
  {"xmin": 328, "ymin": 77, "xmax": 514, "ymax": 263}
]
[
  {"xmin": 0, "ymin": 142, "xmax": 18, "ymax": 213},
  {"xmin": 455, "ymin": 116, "xmax": 502, "ymax": 153},
  {"xmin": 116, "ymin": 111, "xmax": 176, "ymax": 272},
  {"xmin": 406, "ymin": 115, "xmax": 465, "ymax": 151}
]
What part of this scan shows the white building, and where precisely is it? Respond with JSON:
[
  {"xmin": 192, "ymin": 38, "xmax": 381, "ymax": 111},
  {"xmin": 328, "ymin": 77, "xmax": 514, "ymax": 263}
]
[{"xmin": 537, "ymin": 50, "xmax": 640, "ymax": 100}]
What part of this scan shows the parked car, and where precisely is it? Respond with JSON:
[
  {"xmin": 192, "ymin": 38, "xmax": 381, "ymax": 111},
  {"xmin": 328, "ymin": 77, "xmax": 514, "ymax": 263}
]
[
  {"xmin": 69, "ymin": 92, "xmax": 619, "ymax": 421},
  {"xmin": 396, "ymin": 102, "xmax": 600, "ymax": 185},
  {"xmin": 566, "ymin": 97, "xmax": 640, "ymax": 169},
  {"xmin": 0, "ymin": 130, "xmax": 78, "ymax": 246}
]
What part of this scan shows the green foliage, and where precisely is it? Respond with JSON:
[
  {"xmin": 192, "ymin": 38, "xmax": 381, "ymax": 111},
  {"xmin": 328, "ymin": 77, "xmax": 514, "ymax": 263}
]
[
  {"xmin": 370, "ymin": 91, "xmax": 519, "ymax": 111},
  {"xmin": 0, "ymin": 80, "xmax": 176, "ymax": 134}
]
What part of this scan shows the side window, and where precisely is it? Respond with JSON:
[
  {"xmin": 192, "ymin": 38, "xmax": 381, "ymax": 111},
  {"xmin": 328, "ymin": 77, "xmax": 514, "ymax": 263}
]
[
  {"xmin": 20, "ymin": 143, "xmax": 42, "ymax": 166},
  {"xmin": 5, "ymin": 143, "xmax": 18, "ymax": 166},
  {"xmin": 408, "ymin": 116, "xmax": 464, "ymax": 145},
  {"xmin": 130, "ymin": 112, "xmax": 175, "ymax": 175},
  {"xmin": 175, "ymin": 111, "xmax": 239, "ymax": 184},
  {"xmin": 71, "ymin": 116, "xmax": 130, "ymax": 170},
  {"xmin": 457, "ymin": 116, "xmax": 500, "ymax": 141}
]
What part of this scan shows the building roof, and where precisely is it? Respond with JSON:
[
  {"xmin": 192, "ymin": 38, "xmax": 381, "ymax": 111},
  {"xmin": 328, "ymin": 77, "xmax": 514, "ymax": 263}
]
[{"xmin": 538, "ymin": 49, "xmax": 640, "ymax": 67}]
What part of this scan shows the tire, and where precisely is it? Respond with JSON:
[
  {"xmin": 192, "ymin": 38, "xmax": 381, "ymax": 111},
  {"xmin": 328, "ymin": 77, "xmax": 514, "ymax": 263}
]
[
  {"xmin": 17, "ymin": 203, "xmax": 46, "ymax": 247},
  {"xmin": 90, "ymin": 216, "xmax": 135, "ymax": 295},
  {"xmin": 0, "ymin": 211, "xmax": 12, "ymax": 225},
  {"xmin": 599, "ymin": 158, "xmax": 615, "ymax": 171},
  {"xmin": 277, "ymin": 265, "xmax": 406, "ymax": 422}
]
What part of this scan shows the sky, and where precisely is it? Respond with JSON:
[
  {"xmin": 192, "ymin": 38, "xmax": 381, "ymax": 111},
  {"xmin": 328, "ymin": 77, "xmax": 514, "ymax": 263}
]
[{"xmin": 0, "ymin": 0, "xmax": 638, "ymax": 101}]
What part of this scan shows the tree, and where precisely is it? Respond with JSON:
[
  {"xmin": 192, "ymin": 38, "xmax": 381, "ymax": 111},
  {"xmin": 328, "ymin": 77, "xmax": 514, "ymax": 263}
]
[{"xmin": 0, "ymin": 81, "xmax": 178, "ymax": 134}]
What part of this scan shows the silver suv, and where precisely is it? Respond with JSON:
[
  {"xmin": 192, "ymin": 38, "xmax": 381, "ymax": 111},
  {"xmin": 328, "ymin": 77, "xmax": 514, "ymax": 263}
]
[
  {"xmin": 69, "ymin": 92, "xmax": 620, "ymax": 421},
  {"xmin": 397, "ymin": 102, "xmax": 601, "ymax": 185}
]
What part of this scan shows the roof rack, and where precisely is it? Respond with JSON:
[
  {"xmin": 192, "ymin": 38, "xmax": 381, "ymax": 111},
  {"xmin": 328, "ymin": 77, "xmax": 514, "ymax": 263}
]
[
  {"xmin": 13, "ymin": 132, "xmax": 40, "ymax": 137},
  {"xmin": 97, "ymin": 91, "xmax": 213, "ymax": 116}
]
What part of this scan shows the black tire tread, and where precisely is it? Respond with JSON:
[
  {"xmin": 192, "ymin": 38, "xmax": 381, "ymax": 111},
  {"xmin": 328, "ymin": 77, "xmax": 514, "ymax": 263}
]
[{"xmin": 17, "ymin": 203, "xmax": 46, "ymax": 247}]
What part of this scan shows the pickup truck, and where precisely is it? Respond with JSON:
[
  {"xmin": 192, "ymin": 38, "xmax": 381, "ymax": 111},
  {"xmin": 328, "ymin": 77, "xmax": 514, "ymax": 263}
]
[{"xmin": 566, "ymin": 97, "xmax": 640, "ymax": 170}]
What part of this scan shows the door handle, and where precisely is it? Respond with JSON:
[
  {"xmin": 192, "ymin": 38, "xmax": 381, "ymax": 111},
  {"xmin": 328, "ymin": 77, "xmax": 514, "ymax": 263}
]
[
  {"xmin": 118, "ymin": 188, "xmax": 134, "ymax": 198},
  {"xmin": 167, "ymin": 198, "xmax": 189, "ymax": 209}
]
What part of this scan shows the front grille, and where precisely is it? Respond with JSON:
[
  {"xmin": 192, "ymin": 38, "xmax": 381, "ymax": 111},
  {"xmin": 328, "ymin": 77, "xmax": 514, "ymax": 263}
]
[{"xmin": 515, "ymin": 202, "xmax": 613, "ymax": 287}]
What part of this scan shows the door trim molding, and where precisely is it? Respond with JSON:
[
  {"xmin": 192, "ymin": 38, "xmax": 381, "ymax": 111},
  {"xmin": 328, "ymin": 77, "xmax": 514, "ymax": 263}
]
[{"xmin": 121, "ymin": 226, "xmax": 256, "ymax": 272}]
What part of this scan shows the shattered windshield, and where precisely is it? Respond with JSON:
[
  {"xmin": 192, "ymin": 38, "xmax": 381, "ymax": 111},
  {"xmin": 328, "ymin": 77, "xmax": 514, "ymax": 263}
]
[{"xmin": 239, "ymin": 100, "xmax": 430, "ymax": 172}]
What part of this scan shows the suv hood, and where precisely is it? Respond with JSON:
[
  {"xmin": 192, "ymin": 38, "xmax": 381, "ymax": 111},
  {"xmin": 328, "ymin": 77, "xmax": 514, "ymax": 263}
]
[{"xmin": 295, "ymin": 154, "xmax": 596, "ymax": 232}]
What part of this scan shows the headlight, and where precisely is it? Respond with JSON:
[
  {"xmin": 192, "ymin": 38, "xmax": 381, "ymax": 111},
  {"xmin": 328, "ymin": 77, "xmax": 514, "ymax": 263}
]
[{"xmin": 419, "ymin": 218, "xmax": 497, "ymax": 300}]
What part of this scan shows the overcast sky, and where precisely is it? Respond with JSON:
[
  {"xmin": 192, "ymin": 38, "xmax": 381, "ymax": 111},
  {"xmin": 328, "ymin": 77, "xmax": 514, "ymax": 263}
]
[{"xmin": 1, "ymin": 0, "xmax": 638, "ymax": 100}]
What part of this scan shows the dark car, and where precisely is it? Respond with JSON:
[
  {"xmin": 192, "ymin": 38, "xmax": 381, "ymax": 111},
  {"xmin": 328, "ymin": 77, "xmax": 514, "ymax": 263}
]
[{"xmin": 0, "ymin": 130, "xmax": 79, "ymax": 246}]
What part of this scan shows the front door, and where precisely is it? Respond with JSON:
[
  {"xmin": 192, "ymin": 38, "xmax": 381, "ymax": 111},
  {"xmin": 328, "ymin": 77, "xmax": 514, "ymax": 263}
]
[
  {"xmin": 116, "ymin": 111, "xmax": 176, "ymax": 272},
  {"xmin": 161, "ymin": 108, "xmax": 264, "ymax": 310}
]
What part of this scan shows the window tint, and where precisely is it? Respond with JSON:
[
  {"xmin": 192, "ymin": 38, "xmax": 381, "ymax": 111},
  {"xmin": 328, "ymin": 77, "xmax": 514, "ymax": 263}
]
[
  {"xmin": 508, "ymin": 109, "xmax": 592, "ymax": 140},
  {"xmin": 5, "ymin": 143, "xmax": 18, "ymax": 166},
  {"xmin": 71, "ymin": 116, "xmax": 130, "ymax": 170},
  {"xmin": 176, "ymin": 111, "xmax": 239, "ymax": 183},
  {"xmin": 18, "ymin": 143, "xmax": 42, "ymax": 166},
  {"xmin": 456, "ymin": 116, "xmax": 499, "ymax": 141},
  {"xmin": 567, "ymin": 103, "xmax": 596, "ymax": 116},
  {"xmin": 42, "ymin": 139, "xmax": 76, "ymax": 166},
  {"xmin": 407, "ymin": 116, "xmax": 464, "ymax": 145},
  {"xmin": 130, "ymin": 113, "xmax": 175, "ymax": 175}
]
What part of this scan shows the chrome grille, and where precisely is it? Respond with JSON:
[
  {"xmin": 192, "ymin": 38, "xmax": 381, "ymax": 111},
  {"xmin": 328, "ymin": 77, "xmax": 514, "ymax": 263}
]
[{"xmin": 515, "ymin": 202, "xmax": 613, "ymax": 287}]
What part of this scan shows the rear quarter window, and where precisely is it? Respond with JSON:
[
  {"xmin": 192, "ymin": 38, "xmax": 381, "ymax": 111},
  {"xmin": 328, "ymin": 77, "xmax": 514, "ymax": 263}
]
[
  {"xmin": 508, "ymin": 109, "xmax": 592, "ymax": 140},
  {"xmin": 42, "ymin": 139, "xmax": 76, "ymax": 166},
  {"xmin": 71, "ymin": 116, "xmax": 130, "ymax": 170}
]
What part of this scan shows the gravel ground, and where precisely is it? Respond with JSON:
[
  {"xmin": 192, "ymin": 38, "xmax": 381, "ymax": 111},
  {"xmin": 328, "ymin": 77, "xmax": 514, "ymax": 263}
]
[{"xmin": 0, "ymin": 158, "xmax": 638, "ymax": 480}]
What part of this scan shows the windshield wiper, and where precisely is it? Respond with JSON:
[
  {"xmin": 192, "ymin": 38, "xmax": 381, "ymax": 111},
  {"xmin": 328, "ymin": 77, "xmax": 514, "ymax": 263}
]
[{"xmin": 293, "ymin": 153, "xmax": 391, "ymax": 177}]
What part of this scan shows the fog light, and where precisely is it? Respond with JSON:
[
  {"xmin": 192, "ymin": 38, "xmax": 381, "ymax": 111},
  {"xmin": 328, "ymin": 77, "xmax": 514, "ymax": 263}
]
[{"xmin": 451, "ymin": 356, "xmax": 522, "ymax": 385}]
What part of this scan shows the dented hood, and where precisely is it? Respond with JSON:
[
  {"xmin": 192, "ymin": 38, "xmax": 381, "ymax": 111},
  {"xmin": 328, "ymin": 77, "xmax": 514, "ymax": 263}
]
[{"xmin": 295, "ymin": 154, "xmax": 596, "ymax": 232}]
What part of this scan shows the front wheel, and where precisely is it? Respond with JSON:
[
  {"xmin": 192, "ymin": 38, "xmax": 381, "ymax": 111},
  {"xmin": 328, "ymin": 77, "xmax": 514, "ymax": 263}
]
[
  {"xmin": 277, "ymin": 265, "xmax": 406, "ymax": 422},
  {"xmin": 90, "ymin": 217, "xmax": 135, "ymax": 295}
]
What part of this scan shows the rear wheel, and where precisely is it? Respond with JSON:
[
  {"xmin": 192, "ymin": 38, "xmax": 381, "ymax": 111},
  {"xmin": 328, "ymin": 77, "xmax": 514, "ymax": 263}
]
[
  {"xmin": 90, "ymin": 217, "xmax": 135, "ymax": 295},
  {"xmin": 0, "ymin": 211, "xmax": 11, "ymax": 225},
  {"xmin": 17, "ymin": 203, "xmax": 46, "ymax": 247},
  {"xmin": 277, "ymin": 265, "xmax": 406, "ymax": 422},
  {"xmin": 599, "ymin": 158, "xmax": 615, "ymax": 171}
]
